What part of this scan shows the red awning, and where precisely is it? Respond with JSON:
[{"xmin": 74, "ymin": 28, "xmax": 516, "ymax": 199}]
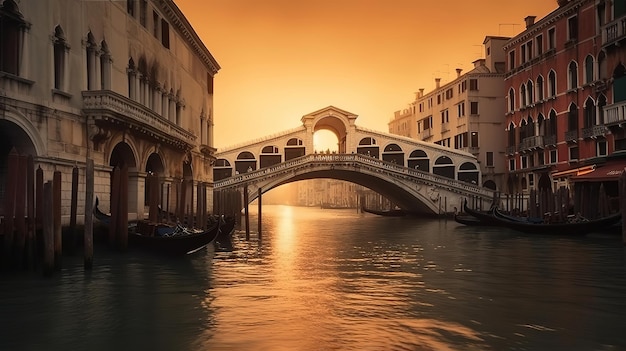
[{"xmin": 571, "ymin": 159, "xmax": 626, "ymax": 182}]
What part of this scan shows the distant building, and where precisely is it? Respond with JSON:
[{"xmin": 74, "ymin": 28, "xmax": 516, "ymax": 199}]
[
  {"xmin": 0, "ymin": 0, "xmax": 220, "ymax": 223},
  {"xmin": 502, "ymin": 0, "xmax": 626, "ymax": 199},
  {"xmin": 389, "ymin": 36, "xmax": 510, "ymax": 191}
]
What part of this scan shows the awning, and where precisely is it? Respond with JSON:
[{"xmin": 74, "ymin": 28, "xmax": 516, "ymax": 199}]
[
  {"xmin": 551, "ymin": 165, "xmax": 596, "ymax": 179},
  {"xmin": 571, "ymin": 159, "xmax": 626, "ymax": 182}
]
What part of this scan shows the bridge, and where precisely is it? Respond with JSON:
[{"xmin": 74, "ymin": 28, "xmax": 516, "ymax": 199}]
[{"xmin": 214, "ymin": 106, "xmax": 496, "ymax": 215}]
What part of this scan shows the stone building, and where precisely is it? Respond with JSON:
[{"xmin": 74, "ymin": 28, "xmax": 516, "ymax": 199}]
[
  {"xmin": 502, "ymin": 0, "xmax": 626, "ymax": 198},
  {"xmin": 0, "ymin": 0, "xmax": 220, "ymax": 224},
  {"xmin": 389, "ymin": 36, "xmax": 510, "ymax": 191}
]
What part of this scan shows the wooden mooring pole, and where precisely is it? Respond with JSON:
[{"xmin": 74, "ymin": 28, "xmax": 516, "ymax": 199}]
[
  {"xmin": 53, "ymin": 170, "xmax": 62, "ymax": 269},
  {"xmin": 244, "ymin": 185, "xmax": 250, "ymax": 241},
  {"xmin": 43, "ymin": 181, "xmax": 54, "ymax": 277},
  {"xmin": 84, "ymin": 158, "xmax": 94, "ymax": 270},
  {"xmin": 257, "ymin": 187, "xmax": 262, "ymax": 241},
  {"xmin": 69, "ymin": 165, "xmax": 79, "ymax": 255}
]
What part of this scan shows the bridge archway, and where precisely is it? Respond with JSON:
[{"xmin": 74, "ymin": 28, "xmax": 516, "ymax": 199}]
[
  {"xmin": 357, "ymin": 137, "xmax": 379, "ymax": 158},
  {"xmin": 308, "ymin": 112, "xmax": 349, "ymax": 153},
  {"xmin": 433, "ymin": 156, "xmax": 454, "ymax": 179},
  {"xmin": 236, "ymin": 151, "xmax": 256, "ymax": 174},
  {"xmin": 382, "ymin": 143, "xmax": 404, "ymax": 166}
]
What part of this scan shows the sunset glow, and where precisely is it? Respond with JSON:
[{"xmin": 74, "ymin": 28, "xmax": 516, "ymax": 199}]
[{"xmin": 175, "ymin": 0, "xmax": 556, "ymax": 148}]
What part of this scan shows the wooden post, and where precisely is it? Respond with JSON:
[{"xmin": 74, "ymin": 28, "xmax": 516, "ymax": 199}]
[
  {"xmin": 619, "ymin": 169, "xmax": 626, "ymax": 245},
  {"xmin": 179, "ymin": 179, "xmax": 187, "ymax": 224},
  {"xmin": 244, "ymin": 185, "xmax": 250, "ymax": 241},
  {"xmin": 35, "ymin": 166, "xmax": 43, "ymax": 266},
  {"xmin": 3, "ymin": 148, "xmax": 18, "ymax": 268},
  {"xmin": 14, "ymin": 155, "xmax": 27, "ymax": 269},
  {"xmin": 257, "ymin": 187, "xmax": 262, "ymax": 241},
  {"xmin": 43, "ymin": 182, "xmax": 54, "ymax": 277},
  {"xmin": 69, "ymin": 165, "xmax": 79, "ymax": 255},
  {"xmin": 109, "ymin": 166, "xmax": 120, "ymax": 245},
  {"xmin": 84, "ymin": 159, "xmax": 94, "ymax": 270},
  {"xmin": 148, "ymin": 174, "xmax": 158, "ymax": 223},
  {"xmin": 52, "ymin": 170, "xmax": 62, "ymax": 270},
  {"xmin": 117, "ymin": 166, "xmax": 128, "ymax": 251},
  {"xmin": 26, "ymin": 155, "xmax": 35, "ymax": 270}
]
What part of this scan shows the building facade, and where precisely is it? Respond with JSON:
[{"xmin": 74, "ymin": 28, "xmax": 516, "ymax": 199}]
[
  {"xmin": 502, "ymin": 0, "xmax": 626, "ymax": 199},
  {"xmin": 0, "ymin": 0, "xmax": 220, "ymax": 224},
  {"xmin": 389, "ymin": 36, "xmax": 510, "ymax": 191}
]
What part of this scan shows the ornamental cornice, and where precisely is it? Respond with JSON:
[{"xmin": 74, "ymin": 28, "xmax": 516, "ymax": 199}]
[
  {"xmin": 504, "ymin": 0, "xmax": 590, "ymax": 50},
  {"xmin": 157, "ymin": 0, "xmax": 220, "ymax": 75}
]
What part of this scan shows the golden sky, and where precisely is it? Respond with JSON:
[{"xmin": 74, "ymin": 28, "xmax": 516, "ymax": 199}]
[{"xmin": 175, "ymin": 0, "xmax": 556, "ymax": 150}]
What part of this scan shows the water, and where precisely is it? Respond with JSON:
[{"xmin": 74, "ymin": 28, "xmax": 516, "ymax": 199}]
[{"xmin": 1, "ymin": 205, "xmax": 626, "ymax": 351}]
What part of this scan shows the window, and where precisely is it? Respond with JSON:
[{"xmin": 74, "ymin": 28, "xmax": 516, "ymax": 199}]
[
  {"xmin": 470, "ymin": 131, "xmax": 479, "ymax": 147},
  {"xmin": 445, "ymin": 88, "xmax": 453, "ymax": 100},
  {"xmin": 597, "ymin": 140, "xmax": 607, "ymax": 157},
  {"xmin": 521, "ymin": 45, "xmax": 527, "ymax": 64},
  {"xmin": 526, "ymin": 41, "xmax": 533, "ymax": 61},
  {"xmin": 536, "ymin": 76, "xmax": 544, "ymax": 101},
  {"xmin": 584, "ymin": 98, "xmax": 596, "ymax": 128},
  {"xmin": 567, "ymin": 16, "xmax": 578, "ymax": 41},
  {"xmin": 509, "ymin": 159, "xmax": 515, "ymax": 171},
  {"xmin": 536, "ymin": 34, "xmax": 543, "ymax": 55},
  {"xmin": 100, "ymin": 40, "xmax": 111, "ymax": 90},
  {"xmin": 568, "ymin": 61, "xmax": 578, "ymax": 89},
  {"xmin": 486, "ymin": 152, "xmax": 494, "ymax": 167},
  {"xmin": 152, "ymin": 11, "xmax": 160, "ymax": 39},
  {"xmin": 509, "ymin": 50, "xmax": 516, "ymax": 70},
  {"xmin": 568, "ymin": 104, "xmax": 578, "ymax": 132},
  {"xmin": 520, "ymin": 84, "xmax": 527, "ymax": 107},
  {"xmin": 0, "ymin": 0, "xmax": 27, "ymax": 76},
  {"xmin": 437, "ymin": 94, "xmax": 441, "ymax": 105},
  {"xmin": 527, "ymin": 80, "xmax": 534, "ymax": 104},
  {"xmin": 538, "ymin": 151, "xmax": 545, "ymax": 166},
  {"xmin": 161, "ymin": 19, "xmax": 170, "ymax": 48},
  {"xmin": 86, "ymin": 32, "xmax": 97, "ymax": 90},
  {"xmin": 529, "ymin": 173, "xmax": 535, "ymax": 187},
  {"xmin": 585, "ymin": 55, "xmax": 594, "ymax": 84},
  {"xmin": 469, "ymin": 79, "xmax": 478, "ymax": 91},
  {"xmin": 598, "ymin": 51, "xmax": 607, "ymax": 80},
  {"xmin": 139, "ymin": 0, "xmax": 147, "ymax": 27},
  {"xmin": 127, "ymin": 0, "xmax": 135, "ymax": 17},
  {"xmin": 460, "ymin": 80, "xmax": 467, "ymax": 92},
  {"xmin": 597, "ymin": 2, "xmax": 606, "ymax": 33},
  {"xmin": 521, "ymin": 156, "xmax": 528, "ymax": 169},
  {"xmin": 470, "ymin": 101, "xmax": 479, "ymax": 115},
  {"xmin": 549, "ymin": 149, "xmax": 557, "ymax": 164},
  {"xmin": 508, "ymin": 88, "xmax": 515, "ymax": 112},
  {"xmin": 548, "ymin": 70, "xmax": 557, "ymax": 97},
  {"xmin": 597, "ymin": 94, "xmax": 606, "ymax": 124},
  {"xmin": 457, "ymin": 102, "xmax": 465, "ymax": 117},
  {"xmin": 441, "ymin": 110, "xmax": 449, "ymax": 124},
  {"xmin": 569, "ymin": 146, "xmax": 579, "ymax": 161},
  {"xmin": 53, "ymin": 25, "xmax": 68, "ymax": 91},
  {"xmin": 548, "ymin": 27, "xmax": 556, "ymax": 50}
]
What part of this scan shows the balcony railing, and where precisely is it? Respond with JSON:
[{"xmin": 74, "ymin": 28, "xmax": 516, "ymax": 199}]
[
  {"xmin": 520, "ymin": 135, "xmax": 544, "ymax": 151},
  {"xmin": 602, "ymin": 15, "xmax": 626, "ymax": 47},
  {"xmin": 604, "ymin": 100, "xmax": 626, "ymax": 125},
  {"xmin": 565, "ymin": 130, "xmax": 579, "ymax": 142},
  {"xmin": 419, "ymin": 128, "xmax": 433, "ymax": 140},
  {"xmin": 582, "ymin": 125, "xmax": 607, "ymax": 139},
  {"xmin": 82, "ymin": 90, "xmax": 196, "ymax": 149},
  {"xmin": 543, "ymin": 135, "xmax": 556, "ymax": 146},
  {"xmin": 505, "ymin": 145, "xmax": 516, "ymax": 155}
]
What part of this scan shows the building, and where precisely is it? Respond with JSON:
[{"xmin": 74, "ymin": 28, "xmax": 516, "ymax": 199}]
[
  {"xmin": 0, "ymin": 0, "xmax": 220, "ymax": 224},
  {"xmin": 389, "ymin": 36, "xmax": 510, "ymax": 191},
  {"xmin": 502, "ymin": 0, "xmax": 626, "ymax": 207}
]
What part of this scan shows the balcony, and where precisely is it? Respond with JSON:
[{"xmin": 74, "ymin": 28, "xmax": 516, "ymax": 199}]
[
  {"xmin": 419, "ymin": 128, "xmax": 433, "ymax": 140},
  {"xmin": 543, "ymin": 135, "xmax": 556, "ymax": 147},
  {"xmin": 565, "ymin": 130, "xmax": 579, "ymax": 143},
  {"xmin": 520, "ymin": 135, "xmax": 544, "ymax": 152},
  {"xmin": 82, "ymin": 90, "xmax": 196, "ymax": 150},
  {"xmin": 602, "ymin": 15, "xmax": 626, "ymax": 48},
  {"xmin": 582, "ymin": 125, "xmax": 607, "ymax": 139},
  {"xmin": 505, "ymin": 145, "xmax": 516, "ymax": 155},
  {"xmin": 604, "ymin": 100, "xmax": 626, "ymax": 126}
]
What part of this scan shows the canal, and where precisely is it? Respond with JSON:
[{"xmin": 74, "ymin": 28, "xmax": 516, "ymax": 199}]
[{"xmin": 1, "ymin": 205, "xmax": 625, "ymax": 350}]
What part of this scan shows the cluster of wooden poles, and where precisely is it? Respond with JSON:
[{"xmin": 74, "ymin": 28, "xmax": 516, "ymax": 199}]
[
  {"xmin": 1, "ymin": 149, "xmax": 94, "ymax": 276},
  {"xmin": 214, "ymin": 185, "xmax": 262, "ymax": 241}
]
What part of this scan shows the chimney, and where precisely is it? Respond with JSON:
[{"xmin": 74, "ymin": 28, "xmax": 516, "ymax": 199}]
[
  {"xmin": 418, "ymin": 88, "xmax": 424, "ymax": 98},
  {"xmin": 456, "ymin": 68, "xmax": 462, "ymax": 78},
  {"xmin": 557, "ymin": 0, "xmax": 570, "ymax": 6},
  {"xmin": 435, "ymin": 78, "xmax": 441, "ymax": 89},
  {"xmin": 525, "ymin": 16, "xmax": 536, "ymax": 28}
]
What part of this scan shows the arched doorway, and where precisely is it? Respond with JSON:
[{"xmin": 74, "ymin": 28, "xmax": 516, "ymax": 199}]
[
  {"xmin": 357, "ymin": 137, "xmax": 379, "ymax": 158},
  {"xmin": 382, "ymin": 143, "xmax": 404, "ymax": 165},
  {"xmin": 0, "ymin": 120, "xmax": 38, "ymax": 215},
  {"xmin": 433, "ymin": 156, "xmax": 454, "ymax": 179},
  {"xmin": 109, "ymin": 142, "xmax": 138, "ymax": 219},
  {"xmin": 407, "ymin": 149, "xmax": 430, "ymax": 172}
]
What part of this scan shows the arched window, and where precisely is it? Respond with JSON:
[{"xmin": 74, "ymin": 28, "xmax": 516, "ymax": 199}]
[
  {"xmin": 53, "ymin": 25, "xmax": 69, "ymax": 91},
  {"xmin": 527, "ymin": 80, "xmax": 534, "ymax": 104},
  {"xmin": 584, "ymin": 55, "xmax": 594, "ymax": 84},
  {"xmin": 100, "ymin": 40, "xmax": 111, "ymax": 90},
  {"xmin": 508, "ymin": 88, "xmax": 515, "ymax": 112},
  {"xmin": 598, "ymin": 51, "xmax": 607, "ymax": 80},
  {"xmin": 86, "ymin": 32, "xmax": 98, "ymax": 90},
  {"xmin": 583, "ymin": 97, "xmax": 595, "ymax": 128},
  {"xmin": 536, "ymin": 75, "xmax": 544, "ymax": 101},
  {"xmin": 548, "ymin": 70, "xmax": 557, "ymax": 97},
  {"xmin": 520, "ymin": 83, "xmax": 527, "ymax": 107},
  {"xmin": 568, "ymin": 103, "xmax": 578, "ymax": 132},
  {"xmin": 597, "ymin": 94, "xmax": 607, "ymax": 124},
  {"xmin": 568, "ymin": 61, "xmax": 578, "ymax": 90},
  {"xmin": 0, "ymin": 0, "xmax": 27, "ymax": 76}
]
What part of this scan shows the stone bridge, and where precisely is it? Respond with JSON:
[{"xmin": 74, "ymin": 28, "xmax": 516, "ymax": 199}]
[{"xmin": 213, "ymin": 106, "xmax": 497, "ymax": 215}]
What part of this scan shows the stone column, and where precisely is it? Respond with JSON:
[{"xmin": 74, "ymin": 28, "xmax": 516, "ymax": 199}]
[{"xmin": 128, "ymin": 171, "xmax": 146, "ymax": 222}]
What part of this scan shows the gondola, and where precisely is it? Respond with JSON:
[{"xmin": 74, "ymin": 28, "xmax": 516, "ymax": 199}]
[
  {"xmin": 461, "ymin": 200, "xmax": 502, "ymax": 225},
  {"xmin": 93, "ymin": 197, "xmax": 233, "ymax": 255},
  {"xmin": 361, "ymin": 205, "xmax": 412, "ymax": 217},
  {"xmin": 491, "ymin": 207, "xmax": 622, "ymax": 235}
]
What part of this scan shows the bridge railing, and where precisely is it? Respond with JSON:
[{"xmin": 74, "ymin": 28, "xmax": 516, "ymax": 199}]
[{"xmin": 215, "ymin": 153, "xmax": 494, "ymax": 199}]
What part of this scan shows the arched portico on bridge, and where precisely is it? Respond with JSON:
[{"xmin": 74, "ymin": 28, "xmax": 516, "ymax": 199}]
[{"xmin": 215, "ymin": 106, "xmax": 482, "ymax": 188}]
